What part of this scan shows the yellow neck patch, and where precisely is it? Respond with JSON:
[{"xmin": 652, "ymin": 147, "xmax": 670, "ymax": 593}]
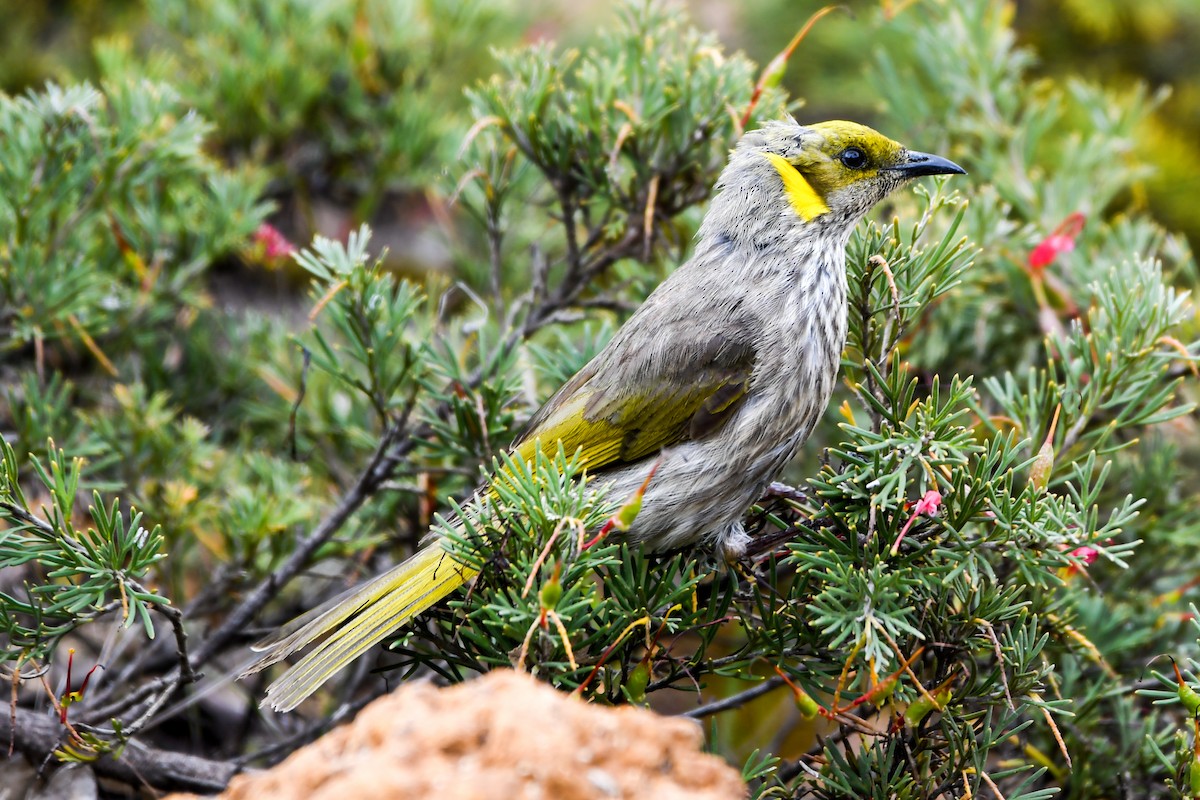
[{"xmin": 763, "ymin": 152, "xmax": 830, "ymax": 222}]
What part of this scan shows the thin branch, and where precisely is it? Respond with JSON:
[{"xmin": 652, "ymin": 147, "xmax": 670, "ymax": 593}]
[
  {"xmin": 978, "ymin": 619, "xmax": 1015, "ymax": 712},
  {"xmin": 140, "ymin": 593, "xmax": 197, "ymax": 687},
  {"xmin": 557, "ymin": 184, "xmax": 583, "ymax": 287},
  {"xmin": 118, "ymin": 668, "xmax": 190, "ymax": 738},
  {"xmin": 190, "ymin": 422, "xmax": 410, "ymax": 668},
  {"xmin": 486, "ymin": 210, "xmax": 506, "ymax": 323},
  {"xmin": 680, "ymin": 676, "xmax": 785, "ymax": 719},
  {"xmin": 82, "ymin": 673, "xmax": 168, "ymax": 725},
  {"xmin": 0, "ymin": 502, "xmax": 55, "ymax": 535}
]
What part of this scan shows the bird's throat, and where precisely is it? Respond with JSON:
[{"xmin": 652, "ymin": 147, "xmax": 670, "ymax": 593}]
[{"xmin": 762, "ymin": 153, "xmax": 830, "ymax": 222}]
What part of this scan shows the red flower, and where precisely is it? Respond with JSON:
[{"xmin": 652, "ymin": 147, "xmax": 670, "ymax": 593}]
[
  {"xmin": 913, "ymin": 490, "xmax": 942, "ymax": 517},
  {"xmin": 1028, "ymin": 213, "xmax": 1085, "ymax": 272},
  {"xmin": 253, "ymin": 223, "xmax": 296, "ymax": 260},
  {"xmin": 1066, "ymin": 545, "xmax": 1099, "ymax": 567},
  {"xmin": 890, "ymin": 489, "xmax": 944, "ymax": 555},
  {"xmin": 1059, "ymin": 544, "xmax": 1101, "ymax": 578}
]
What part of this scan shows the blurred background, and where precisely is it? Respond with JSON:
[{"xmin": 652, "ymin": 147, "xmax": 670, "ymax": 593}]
[{"xmin": 3, "ymin": 0, "xmax": 1196, "ymax": 262}]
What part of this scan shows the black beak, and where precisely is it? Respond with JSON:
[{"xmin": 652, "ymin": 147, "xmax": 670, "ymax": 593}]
[{"xmin": 886, "ymin": 150, "xmax": 966, "ymax": 178}]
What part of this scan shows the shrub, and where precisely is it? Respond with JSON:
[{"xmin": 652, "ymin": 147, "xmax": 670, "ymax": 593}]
[{"xmin": 2, "ymin": 2, "xmax": 1198, "ymax": 797}]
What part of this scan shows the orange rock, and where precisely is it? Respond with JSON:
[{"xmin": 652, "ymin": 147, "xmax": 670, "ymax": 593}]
[{"xmin": 168, "ymin": 669, "xmax": 745, "ymax": 800}]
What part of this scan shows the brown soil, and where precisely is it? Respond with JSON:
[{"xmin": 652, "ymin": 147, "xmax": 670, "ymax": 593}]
[{"xmin": 167, "ymin": 669, "xmax": 745, "ymax": 800}]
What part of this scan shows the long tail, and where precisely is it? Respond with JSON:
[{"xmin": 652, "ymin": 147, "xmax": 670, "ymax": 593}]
[{"xmin": 241, "ymin": 542, "xmax": 477, "ymax": 712}]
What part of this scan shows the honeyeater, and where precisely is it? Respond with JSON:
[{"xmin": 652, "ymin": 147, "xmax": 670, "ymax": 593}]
[{"xmin": 245, "ymin": 118, "xmax": 965, "ymax": 711}]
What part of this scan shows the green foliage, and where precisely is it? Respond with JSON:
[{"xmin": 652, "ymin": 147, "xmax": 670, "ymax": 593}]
[
  {"xmin": 468, "ymin": 1, "xmax": 775, "ymax": 234},
  {"xmin": 1143, "ymin": 611, "xmax": 1200, "ymax": 796},
  {"xmin": 296, "ymin": 229, "xmax": 428, "ymax": 425},
  {"xmin": 456, "ymin": 0, "xmax": 786, "ymax": 329},
  {"xmin": 0, "ymin": 79, "xmax": 265, "ymax": 356},
  {"xmin": 1, "ymin": 1, "xmax": 1199, "ymax": 798},
  {"xmin": 984, "ymin": 255, "xmax": 1193, "ymax": 469},
  {"xmin": 0, "ymin": 439, "xmax": 169, "ymax": 661},
  {"xmin": 116, "ymin": 0, "xmax": 519, "ymax": 226},
  {"xmin": 869, "ymin": 0, "xmax": 1197, "ymax": 379}
]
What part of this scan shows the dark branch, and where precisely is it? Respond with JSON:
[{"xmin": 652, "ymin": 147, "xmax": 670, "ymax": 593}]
[
  {"xmin": 1, "ymin": 705, "xmax": 238, "ymax": 795},
  {"xmin": 190, "ymin": 422, "xmax": 410, "ymax": 668},
  {"xmin": 680, "ymin": 676, "xmax": 785, "ymax": 719}
]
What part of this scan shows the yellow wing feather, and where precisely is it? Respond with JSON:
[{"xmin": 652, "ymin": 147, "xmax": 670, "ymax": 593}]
[
  {"xmin": 513, "ymin": 333, "xmax": 757, "ymax": 473},
  {"xmin": 247, "ymin": 544, "xmax": 476, "ymax": 711},
  {"xmin": 251, "ymin": 330, "xmax": 756, "ymax": 710}
]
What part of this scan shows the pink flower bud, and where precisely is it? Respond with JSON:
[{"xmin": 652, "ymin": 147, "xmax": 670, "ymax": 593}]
[
  {"xmin": 1028, "ymin": 212, "xmax": 1085, "ymax": 272},
  {"xmin": 913, "ymin": 489, "xmax": 942, "ymax": 517},
  {"xmin": 253, "ymin": 223, "xmax": 296, "ymax": 260},
  {"xmin": 1066, "ymin": 545, "xmax": 1099, "ymax": 567},
  {"xmin": 889, "ymin": 489, "xmax": 943, "ymax": 555}
]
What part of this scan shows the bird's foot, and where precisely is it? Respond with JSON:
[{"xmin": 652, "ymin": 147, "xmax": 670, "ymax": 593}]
[{"xmin": 719, "ymin": 524, "xmax": 752, "ymax": 565}]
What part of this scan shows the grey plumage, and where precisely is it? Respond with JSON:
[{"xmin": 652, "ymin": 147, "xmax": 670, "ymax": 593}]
[
  {"xmin": 246, "ymin": 118, "xmax": 964, "ymax": 710},
  {"xmin": 527, "ymin": 119, "xmax": 963, "ymax": 555}
]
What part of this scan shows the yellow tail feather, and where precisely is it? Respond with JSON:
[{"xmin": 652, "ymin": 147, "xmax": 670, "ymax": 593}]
[{"xmin": 243, "ymin": 542, "xmax": 478, "ymax": 712}]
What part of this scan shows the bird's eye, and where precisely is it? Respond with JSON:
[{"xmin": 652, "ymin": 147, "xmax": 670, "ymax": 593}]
[{"xmin": 839, "ymin": 147, "xmax": 868, "ymax": 169}]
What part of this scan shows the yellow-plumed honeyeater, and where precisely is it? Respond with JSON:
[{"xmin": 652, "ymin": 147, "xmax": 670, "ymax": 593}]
[{"xmin": 244, "ymin": 119, "xmax": 965, "ymax": 711}]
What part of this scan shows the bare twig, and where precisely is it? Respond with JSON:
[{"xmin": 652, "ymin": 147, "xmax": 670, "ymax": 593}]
[
  {"xmin": 978, "ymin": 619, "xmax": 1015, "ymax": 712},
  {"xmin": 681, "ymin": 676, "xmax": 785, "ymax": 719},
  {"xmin": 979, "ymin": 769, "xmax": 1008, "ymax": 800},
  {"xmin": 871, "ymin": 254, "xmax": 903, "ymax": 359},
  {"xmin": 82, "ymin": 673, "xmax": 169, "ymax": 725}
]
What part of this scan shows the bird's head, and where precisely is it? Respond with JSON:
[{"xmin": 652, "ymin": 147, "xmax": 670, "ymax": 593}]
[{"xmin": 721, "ymin": 118, "xmax": 965, "ymax": 232}]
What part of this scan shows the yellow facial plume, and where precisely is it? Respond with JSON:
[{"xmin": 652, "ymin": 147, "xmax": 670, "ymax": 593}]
[{"xmin": 762, "ymin": 152, "xmax": 830, "ymax": 222}]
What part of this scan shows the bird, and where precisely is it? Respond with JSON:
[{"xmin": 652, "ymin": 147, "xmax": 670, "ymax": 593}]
[{"xmin": 244, "ymin": 118, "xmax": 965, "ymax": 711}]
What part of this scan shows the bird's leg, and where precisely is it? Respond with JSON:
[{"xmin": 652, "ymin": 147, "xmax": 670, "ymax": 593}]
[
  {"xmin": 719, "ymin": 522, "xmax": 793, "ymax": 603},
  {"xmin": 719, "ymin": 521, "xmax": 752, "ymax": 564}
]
